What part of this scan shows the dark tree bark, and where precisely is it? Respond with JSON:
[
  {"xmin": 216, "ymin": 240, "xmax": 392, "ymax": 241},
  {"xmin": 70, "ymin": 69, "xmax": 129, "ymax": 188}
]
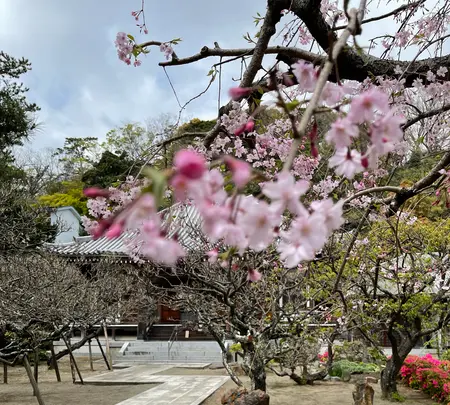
[
  {"xmin": 381, "ymin": 327, "xmax": 418, "ymax": 399},
  {"xmin": 52, "ymin": 328, "xmax": 101, "ymax": 361},
  {"xmin": 242, "ymin": 342, "xmax": 267, "ymax": 391}
]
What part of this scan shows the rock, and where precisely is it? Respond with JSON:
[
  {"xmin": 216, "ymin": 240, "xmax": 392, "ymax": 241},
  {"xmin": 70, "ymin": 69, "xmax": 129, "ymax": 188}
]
[
  {"xmin": 352, "ymin": 380, "xmax": 374, "ymax": 405},
  {"xmin": 330, "ymin": 376, "xmax": 341, "ymax": 382},
  {"xmin": 323, "ymin": 375, "xmax": 331, "ymax": 381},
  {"xmin": 221, "ymin": 388, "xmax": 270, "ymax": 405},
  {"xmin": 222, "ymin": 388, "xmax": 247, "ymax": 404}
]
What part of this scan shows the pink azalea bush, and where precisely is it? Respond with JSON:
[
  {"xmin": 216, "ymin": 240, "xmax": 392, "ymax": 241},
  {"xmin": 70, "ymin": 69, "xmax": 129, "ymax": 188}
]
[
  {"xmin": 401, "ymin": 354, "xmax": 450, "ymax": 403},
  {"xmin": 318, "ymin": 351, "xmax": 329, "ymax": 363}
]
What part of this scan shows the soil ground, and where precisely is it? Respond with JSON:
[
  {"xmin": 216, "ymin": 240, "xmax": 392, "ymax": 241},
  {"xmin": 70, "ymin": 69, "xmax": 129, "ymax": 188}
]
[
  {"xmin": 0, "ymin": 360, "xmax": 437, "ymax": 405},
  {"xmin": 157, "ymin": 368, "xmax": 435, "ymax": 405},
  {"xmin": 0, "ymin": 357, "xmax": 155, "ymax": 405}
]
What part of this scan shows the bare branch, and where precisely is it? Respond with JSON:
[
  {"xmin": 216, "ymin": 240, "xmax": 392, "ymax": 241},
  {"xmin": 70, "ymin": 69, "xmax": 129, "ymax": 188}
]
[{"xmin": 402, "ymin": 103, "xmax": 450, "ymax": 131}]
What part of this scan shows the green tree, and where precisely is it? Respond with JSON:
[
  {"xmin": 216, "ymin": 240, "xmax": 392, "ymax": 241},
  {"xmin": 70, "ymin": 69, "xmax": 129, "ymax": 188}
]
[
  {"xmin": 54, "ymin": 137, "xmax": 99, "ymax": 179},
  {"xmin": 0, "ymin": 52, "xmax": 55, "ymax": 252},
  {"xmin": 317, "ymin": 218, "xmax": 450, "ymax": 399},
  {"xmin": 0, "ymin": 51, "xmax": 40, "ymax": 163},
  {"xmin": 38, "ymin": 180, "xmax": 88, "ymax": 215},
  {"xmin": 82, "ymin": 150, "xmax": 138, "ymax": 188}
]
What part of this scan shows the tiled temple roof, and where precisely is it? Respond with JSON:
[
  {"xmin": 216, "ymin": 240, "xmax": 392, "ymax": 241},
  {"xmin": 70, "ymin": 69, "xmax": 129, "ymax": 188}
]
[{"xmin": 45, "ymin": 204, "xmax": 206, "ymax": 263}]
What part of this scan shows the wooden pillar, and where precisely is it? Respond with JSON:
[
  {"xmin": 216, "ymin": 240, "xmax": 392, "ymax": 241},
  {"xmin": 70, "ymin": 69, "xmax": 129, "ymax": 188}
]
[
  {"xmin": 50, "ymin": 342, "xmax": 61, "ymax": 382},
  {"xmin": 34, "ymin": 349, "xmax": 39, "ymax": 383},
  {"xmin": 88, "ymin": 339, "xmax": 94, "ymax": 371},
  {"xmin": 102, "ymin": 323, "xmax": 112, "ymax": 369},
  {"xmin": 61, "ymin": 335, "xmax": 83, "ymax": 384},
  {"xmin": 2, "ymin": 363, "xmax": 7, "ymax": 384},
  {"xmin": 95, "ymin": 335, "xmax": 111, "ymax": 370},
  {"xmin": 23, "ymin": 355, "xmax": 45, "ymax": 405}
]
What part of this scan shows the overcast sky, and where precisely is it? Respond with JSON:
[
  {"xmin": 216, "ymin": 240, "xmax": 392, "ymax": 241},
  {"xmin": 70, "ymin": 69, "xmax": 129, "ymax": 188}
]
[{"xmin": 1, "ymin": 0, "xmax": 446, "ymax": 151}]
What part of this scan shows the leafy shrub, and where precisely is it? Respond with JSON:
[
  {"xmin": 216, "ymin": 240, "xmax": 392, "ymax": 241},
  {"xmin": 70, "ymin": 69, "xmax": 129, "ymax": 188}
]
[
  {"xmin": 441, "ymin": 349, "xmax": 450, "ymax": 361},
  {"xmin": 401, "ymin": 354, "xmax": 450, "ymax": 403},
  {"xmin": 229, "ymin": 342, "xmax": 242, "ymax": 353},
  {"xmin": 329, "ymin": 359, "xmax": 380, "ymax": 378}
]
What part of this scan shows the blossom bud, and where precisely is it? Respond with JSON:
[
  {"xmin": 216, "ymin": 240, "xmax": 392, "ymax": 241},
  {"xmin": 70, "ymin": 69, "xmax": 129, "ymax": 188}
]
[
  {"xmin": 228, "ymin": 87, "xmax": 253, "ymax": 101},
  {"xmin": 244, "ymin": 119, "xmax": 255, "ymax": 132},
  {"xmin": 282, "ymin": 72, "xmax": 295, "ymax": 87},
  {"xmin": 174, "ymin": 150, "xmax": 206, "ymax": 180},
  {"xmin": 224, "ymin": 156, "xmax": 252, "ymax": 188},
  {"xmin": 105, "ymin": 222, "xmax": 124, "ymax": 239},
  {"xmin": 311, "ymin": 143, "xmax": 319, "ymax": 158},
  {"xmin": 83, "ymin": 187, "xmax": 110, "ymax": 198},
  {"xmin": 234, "ymin": 124, "xmax": 247, "ymax": 137},
  {"xmin": 361, "ymin": 156, "xmax": 369, "ymax": 168}
]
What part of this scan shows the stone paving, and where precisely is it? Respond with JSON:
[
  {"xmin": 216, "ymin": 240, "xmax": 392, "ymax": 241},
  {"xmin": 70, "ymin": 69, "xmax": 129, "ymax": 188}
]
[{"xmin": 84, "ymin": 365, "xmax": 229, "ymax": 405}]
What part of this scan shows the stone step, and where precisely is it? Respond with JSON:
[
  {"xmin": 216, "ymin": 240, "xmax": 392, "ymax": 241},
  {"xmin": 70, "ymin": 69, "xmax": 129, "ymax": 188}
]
[
  {"xmin": 116, "ymin": 356, "xmax": 221, "ymax": 362},
  {"xmin": 113, "ymin": 359, "xmax": 218, "ymax": 366},
  {"xmin": 123, "ymin": 355, "xmax": 220, "ymax": 360},
  {"xmin": 122, "ymin": 352, "xmax": 221, "ymax": 358},
  {"xmin": 125, "ymin": 349, "xmax": 221, "ymax": 353},
  {"xmin": 127, "ymin": 344, "xmax": 221, "ymax": 350}
]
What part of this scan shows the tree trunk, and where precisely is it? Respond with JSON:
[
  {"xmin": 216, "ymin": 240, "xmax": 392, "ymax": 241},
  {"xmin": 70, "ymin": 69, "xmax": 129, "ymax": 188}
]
[
  {"xmin": 242, "ymin": 343, "xmax": 267, "ymax": 391},
  {"xmin": 53, "ymin": 327, "xmax": 101, "ymax": 361},
  {"xmin": 381, "ymin": 349, "xmax": 410, "ymax": 399},
  {"xmin": 381, "ymin": 325, "xmax": 419, "ymax": 400}
]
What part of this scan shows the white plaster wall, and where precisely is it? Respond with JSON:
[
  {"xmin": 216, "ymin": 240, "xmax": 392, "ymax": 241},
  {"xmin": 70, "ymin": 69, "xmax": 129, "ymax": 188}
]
[{"xmin": 50, "ymin": 208, "xmax": 81, "ymax": 243}]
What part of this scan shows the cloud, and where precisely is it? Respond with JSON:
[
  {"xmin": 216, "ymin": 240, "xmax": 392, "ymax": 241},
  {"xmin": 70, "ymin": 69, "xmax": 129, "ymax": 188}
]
[{"xmin": 1, "ymin": 0, "xmax": 266, "ymax": 151}]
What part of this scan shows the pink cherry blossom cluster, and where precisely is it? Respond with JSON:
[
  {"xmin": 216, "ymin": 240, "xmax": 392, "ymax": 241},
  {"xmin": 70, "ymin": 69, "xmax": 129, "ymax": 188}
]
[
  {"xmin": 159, "ymin": 43, "xmax": 174, "ymax": 61},
  {"xmin": 81, "ymin": 176, "xmax": 145, "ymax": 234},
  {"xmin": 207, "ymin": 101, "xmax": 319, "ymax": 181},
  {"xmin": 115, "ymin": 32, "xmax": 134, "ymax": 65},
  {"xmin": 326, "ymin": 87, "xmax": 405, "ymax": 179},
  {"xmin": 84, "ymin": 149, "xmax": 344, "ymax": 272}
]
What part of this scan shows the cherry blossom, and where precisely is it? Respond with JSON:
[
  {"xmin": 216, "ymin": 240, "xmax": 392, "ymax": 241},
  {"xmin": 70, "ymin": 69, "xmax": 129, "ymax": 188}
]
[
  {"xmin": 159, "ymin": 43, "xmax": 174, "ymax": 60},
  {"xmin": 348, "ymin": 88, "xmax": 390, "ymax": 124},
  {"xmin": 207, "ymin": 248, "xmax": 219, "ymax": 264},
  {"xmin": 277, "ymin": 212, "xmax": 328, "ymax": 268},
  {"xmin": 224, "ymin": 156, "xmax": 252, "ymax": 188},
  {"xmin": 115, "ymin": 32, "xmax": 134, "ymax": 65},
  {"xmin": 292, "ymin": 60, "xmax": 318, "ymax": 93},
  {"xmin": 325, "ymin": 118, "xmax": 359, "ymax": 149},
  {"xmin": 329, "ymin": 149, "xmax": 364, "ymax": 179},
  {"xmin": 247, "ymin": 269, "xmax": 262, "ymax": 282},
  {"xmin": 262, "ymin": 172, "xmax": 309, "ymax": 215}
]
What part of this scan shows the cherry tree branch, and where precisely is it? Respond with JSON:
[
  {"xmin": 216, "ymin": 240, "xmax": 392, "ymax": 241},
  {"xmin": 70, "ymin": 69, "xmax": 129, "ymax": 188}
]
[
  {"xmin": 283, "ymin": 5, "xmax": 366, "ymax": 171},
  {"xmin": 334, "ymin": 1, "xmax": 425, "ymax": 31},
  {"xmin": 385, "ymin": 150, "xmax": 450, "ymax": 215},
  {"xmin": 155, "ymin": 46, "xmax": 321, "ymax": 67},
  {"xmin": 137, "ymin": 40, "xmax": 179, "ymax": 60},
  {"xmin": 202, "ymin": 0, "xmax": 284, "ymax": 149},
  {"xmin": 343, "ymin": 186, "xmax": 403, "ymax": 206},
  {"xmin": 402, "ymin": 103, "xmax": 450, "ymax": 130}
]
